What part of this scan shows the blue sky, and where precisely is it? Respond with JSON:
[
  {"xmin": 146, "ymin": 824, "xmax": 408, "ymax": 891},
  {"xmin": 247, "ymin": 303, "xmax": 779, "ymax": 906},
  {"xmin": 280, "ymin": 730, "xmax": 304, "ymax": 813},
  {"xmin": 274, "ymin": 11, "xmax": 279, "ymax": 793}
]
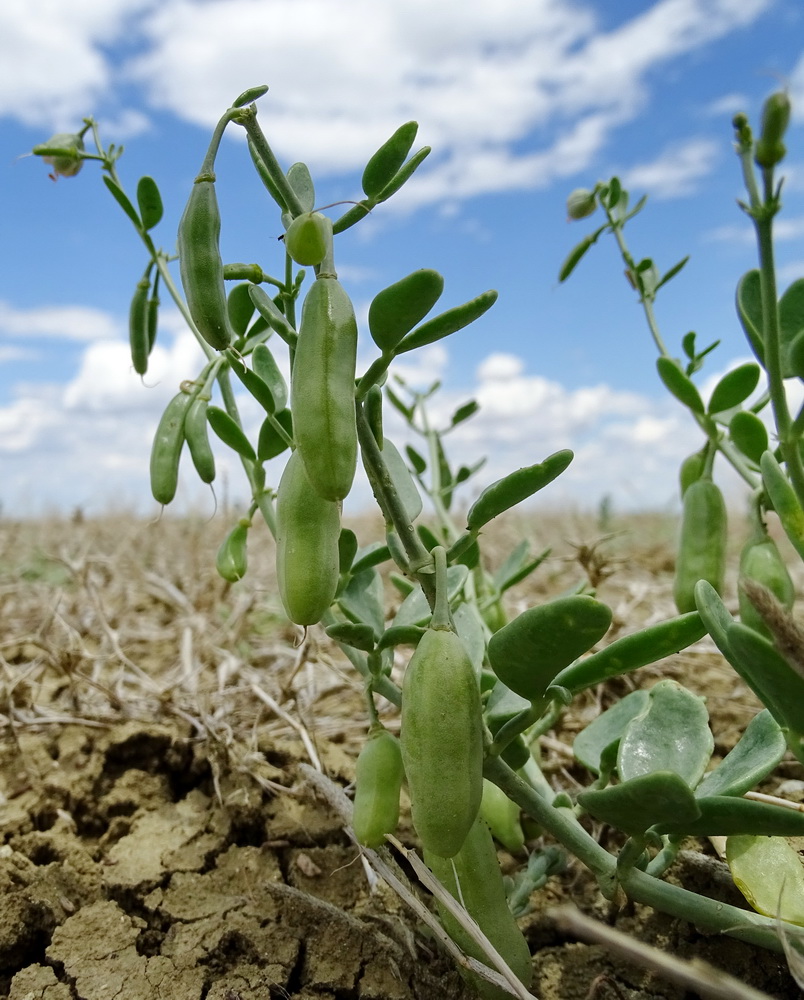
[{"xmin": 2, "ymin": 0, "xmax": 804, "ymax": 517}]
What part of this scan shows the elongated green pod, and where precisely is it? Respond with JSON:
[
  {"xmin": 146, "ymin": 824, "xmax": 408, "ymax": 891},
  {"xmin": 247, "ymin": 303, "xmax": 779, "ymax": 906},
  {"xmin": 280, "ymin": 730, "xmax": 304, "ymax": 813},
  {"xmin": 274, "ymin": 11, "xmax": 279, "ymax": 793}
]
[
  {"xmin": 352, "ymin": 726, "xmax": 404, "ymax": 848},
  {"xmin": 401, "ymin": 625, "xmax": 483, "ymax": 858},
  {"xmin": 292, "ymin": 275, "xmax": 358, "ymax": 501},
  {"xmin": 738, "ymin": 533, "xmax": 795, "ymax": 638},
  {"xmin": 216, "ymin": 519, "xmax": 249, "ymax": 582},
  {"xmin": 760, "ymin": 451, "xmax": 804, "ymax": 560},
  {"xmin": 673, "ymin": 478, "xmax": 727, "ymax": 613},
  {"xmin": 150, "ymin": 390, "xmax": 193, "ymax": 505},
  {"xmin": 177, "ymin": 175, "xmax": 233, "ymax": 350},
  {"xmin": 425, "ymin": 816, "xmax": 532, "ymax": 1000},
  {"xmin": 480, "ymin": 779, "xmax": 525, "ymax": 854},
  {"xmin": 275, "ymin": 450, "xmax": 341, "ymax": 626},
  {"xmin": 129, "ymin": 275, "xmax": 151, "ymax": 376},
  {"xmin": 184, "ymin": 396, "xmax": 215, "ymax": 484}
]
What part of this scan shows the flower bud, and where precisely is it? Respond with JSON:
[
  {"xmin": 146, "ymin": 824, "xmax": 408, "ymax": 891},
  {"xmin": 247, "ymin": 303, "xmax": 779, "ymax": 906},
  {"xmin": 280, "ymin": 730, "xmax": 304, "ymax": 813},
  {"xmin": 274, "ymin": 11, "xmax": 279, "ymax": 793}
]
[
  {"xmin": 754, "ymin": 91, "xmax": 791, "ymax": 169},
  {"xmin": 36, "ymin": 132, "xmax": 85, "ymax": 178},
  {"xmin": 566, "ymin": 188, "xmax": 597, "ymax": 220}
]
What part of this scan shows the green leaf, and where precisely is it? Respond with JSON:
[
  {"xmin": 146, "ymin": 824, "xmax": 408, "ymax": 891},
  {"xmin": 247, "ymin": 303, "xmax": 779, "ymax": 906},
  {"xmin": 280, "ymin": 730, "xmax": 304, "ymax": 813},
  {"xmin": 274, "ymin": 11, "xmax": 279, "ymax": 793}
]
[
  {"xmin": 573, "ymin": 690, "xmax": 650, "ymax": 775},
  {"xmin": 325, "ymin": 621, "xmax": 375, "ymax": 652},
  {"xmin": 207, "ymin": 406, "xmax": 256, "ymax": 461},
  {"xmin": 375, "ymin": 145, "xmax": 430, "ymax": 203},
  {"xmin": 488, "ymin": 596, "xmax": 612, "ymax": 703},
  {"xmin": 227, "ymin": 283, "xmax": 257, "ymax": 338},
  {"xmin": 727, "ymin": 835, "xmax": 804, "ymax": 924},
  {"xmin": 249, "ymin": 285, "xmax": 297, "ymax": 348},
  {"xmin": 554, "ymin": 612, "xmax": 706, "ymax": 694},
  {"xmin": 350, "ymin": 542, "xmax": 391, "ymax": 576},
  {"xmin": 136, "ymin": 176, "xmax": 163, "ymax": 231},
  {"xmin": 286, "ymin": 162, "xmax": 315, "ymax": 214},
  {"xmin": 727, "ymin": 621, "xmax": 804, "ymax": 746},
  {"xmin": 453, "ymin": 603, "xmax": 487, "ymax": 678},
  {"xmin": 466, "ymin": 450, "xmax": 573, "ymax": 531},
  {"xmin": 695, "ymin": 710, "xmax": 786, "ymax": 798},
  {"xmin": 102, "ymin": 175, "xmax": 141, "ymax": 229},
  {"xmin": 780, "ymin": 279, "xmax": 804, "ymax": 377},
  {"xmin": 708, "ymin": 362, "xmax": 760, "ymax": 414},
  {"xmin": 655, "ymin": 255, "xmax": 689, "ymax": 292},
  {"xmin": 736, "ymin": 269, "xmax": 765, "ymax": 363},
  {"xmin": 257, "ymin": 409, "xmax": 292, "ymax": 461},
  {"xmin": 682, "ymin": 331, "xmax": 697, "ymax": 360},
  {"xmin": 392, "ymin": 565, "xmax": 468, "ymax": 628},
  {"xmin": 558, "ymin": 233, "xmax": 598, "ymax": 283},
  {"xmin": 761, "ymin": 451, "xmax": 804, "ymax": 561},
  {"xmin": 337, "ymin": 569, "xmax": 385, "ymax": 639},
  {"xmin": 380, "ymin": 438, "xmax": 422, "ymax": 522},
  {"xmin": 578, "ymin": 771, "xmax": 701, "ymax": 837},
  {"xmin": 396, "ymin": 290, "xmax": 498, "ymax": 354},
  {"xmin": 450, "ymin": 400, "xmax": 479, "ymax": 429},
  {"xmin": 617, "ymin": 680, "xmax": 713, "ymax": 787},
  {"xmin": 369, "ymin": 269, "xmax": 444, "ymax": 353},
  {"xmin": 729, "ymin": 410, "xmax": 768, "ymax": 464},
  {"xmin": 788, "ymin": 328, "xmax": 804, "ymax": 378},
  {"xmin": 377, "ymin": 624, "xmax": 426, "ymax": 651},
  {"xmin": 252, "ymin": 344, "xmax": 288, "ymax": 412},
  {"xmin": 338, "ymin": 528, "xmax": 358, "ymax": 576},
  {"xmin": 362, "ymin": 121, "xmax": 419, "ymax": 199},
  {"xmin": 656, "ymin": 357, "xmax": 704, "ymax": 414},
  {"xmin": 605, "ymin": 176, "xmax": 622, "ymax": 210},
  {"xmin": 385, "ymin": 386, "xmax": 413, "ymax": 422},
  {"xmin": 228, "ymin": 351, "xmax": 276, "ymax": 414},
  {"xmin": 405, "ymin": 445, "xmax": 427, "ymax": 475},
  {"xmin": 656, "ymin": 796, "xmax": 804, "ymax": 838}
]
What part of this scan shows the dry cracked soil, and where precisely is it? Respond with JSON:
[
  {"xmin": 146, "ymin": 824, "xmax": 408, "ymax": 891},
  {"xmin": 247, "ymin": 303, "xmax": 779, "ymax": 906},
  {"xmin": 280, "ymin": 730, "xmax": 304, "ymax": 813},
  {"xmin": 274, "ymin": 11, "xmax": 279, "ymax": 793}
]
[{"xmin": 2, "ymin": 512, "xmax": 804, "ymax": 1000}]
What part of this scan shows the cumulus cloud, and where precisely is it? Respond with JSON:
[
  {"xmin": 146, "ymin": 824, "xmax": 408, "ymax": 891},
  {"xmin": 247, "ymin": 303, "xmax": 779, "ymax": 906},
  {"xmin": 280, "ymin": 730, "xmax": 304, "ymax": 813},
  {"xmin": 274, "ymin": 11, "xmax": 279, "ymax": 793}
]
[
  {"xmin": 1, "ymin": 0, "xmax": 772, "ymax": 206},
  {"xmin": 620, "ymin": 139, "xmax": 720, "ymax": 198},
  {"xmin": 0, "ymin": 300, "xmax": 120, "ymax": 341}
]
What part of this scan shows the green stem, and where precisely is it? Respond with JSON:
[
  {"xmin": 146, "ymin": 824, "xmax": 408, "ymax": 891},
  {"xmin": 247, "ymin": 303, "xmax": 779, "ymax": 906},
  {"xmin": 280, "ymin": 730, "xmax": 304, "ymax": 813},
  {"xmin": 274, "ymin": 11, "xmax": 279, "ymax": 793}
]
[
  {"xmin": 355, "ymin": 401, "xmax": 434, "ymax": 594},
  {"xmin": 430, "ymin": 546, "xmax": 451, "ymax": 629},
  {"xmin": 485, "ymin": 755, "xmax": 783, "ymax": 952},
  {"xmin": 233, "ymin": 107, "xmax": 305, "ymax": 217},
  {"xmin": 605, "ymin": 209, "xmax": 758, "ymax": 491},
  {"xmin": 753, "ymin": 207, "xmax": 804, "ymax": 505}
]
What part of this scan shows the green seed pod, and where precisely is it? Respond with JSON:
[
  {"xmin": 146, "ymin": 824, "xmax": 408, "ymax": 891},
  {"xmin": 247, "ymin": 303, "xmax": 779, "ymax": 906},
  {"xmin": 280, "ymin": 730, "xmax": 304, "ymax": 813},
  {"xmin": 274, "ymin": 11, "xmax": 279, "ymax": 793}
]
[
  {"xmin": 183, "ymin": 396, "xmax": 215, "ymax": 484},
  {"xmin": 147, "ymin": 284, "xmax": 160, "ymax": 352},
  {"xmin": 679, "ymin": 450, "xmax": 706, "ymax": 498},
  {"xmin": 673, "ymin": 478, "xmax": 728, "ymax": 614},
  {"xmin": 480, "ymin": 779, "xmax": 525, "ymax": 854},
  {"xmin": 352, "ymin": 726, "xmax": 404, "ymax": 848},
  {"xmin": 216, "ymin": 519, "xmax": 249, "ymax": 582},
  {"xmin": 129, "ymin": 275, "xmax": 151, "ymax": 376},
  {"xmin": 292, "ymin": 275, "xmax": 358, "ymax": 501},
  {"xmin": 738, "ymin": 533, "xmax": 795, "ymax": 638},
  {"xmin": 284, "ymin": 212, "xmax": 331, "ymax": 266},
  {"xmin": 177, "ymin": 175, "xmax": 233, "ymax": 351},
  {"xmin": 150, "ymin": 390, "xmax": 193, "ymax": 505},
  {"xmin": 566, "ymin": 187, "xmax": 597, "ymax": 220},
  {"xmin": 755, "ymin": 91, "xmax": 791, "ymax": 169},
  {"xmin": 401, "ymin": 625, "xmax": 483, "ymax": 858},
  {"xmin": 38, "ymin": 132, "xmax": 84, "ymax": 178},
  {"xmin": 275, "ymin": 450, "xmax": 341, "ymax": 626},
  {"xmin": 425, "ymin": 816, "xmax": 532, "ymax": 1000}
]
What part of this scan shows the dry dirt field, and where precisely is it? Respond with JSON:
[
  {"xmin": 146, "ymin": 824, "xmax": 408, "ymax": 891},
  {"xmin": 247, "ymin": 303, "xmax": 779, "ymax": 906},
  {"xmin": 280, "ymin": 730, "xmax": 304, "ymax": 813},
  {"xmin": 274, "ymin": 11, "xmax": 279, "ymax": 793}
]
[{"xmin": 1, "ymin": 508, "xmax": 803, "ymax": 1000}]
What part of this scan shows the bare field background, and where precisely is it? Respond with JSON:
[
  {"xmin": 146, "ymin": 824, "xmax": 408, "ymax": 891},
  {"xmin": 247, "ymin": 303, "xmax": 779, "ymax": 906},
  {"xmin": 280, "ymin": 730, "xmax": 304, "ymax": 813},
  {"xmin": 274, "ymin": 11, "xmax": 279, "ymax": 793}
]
[{"xmin": 1, "ymin": 507, "xmax": 803, "ymax": 999}]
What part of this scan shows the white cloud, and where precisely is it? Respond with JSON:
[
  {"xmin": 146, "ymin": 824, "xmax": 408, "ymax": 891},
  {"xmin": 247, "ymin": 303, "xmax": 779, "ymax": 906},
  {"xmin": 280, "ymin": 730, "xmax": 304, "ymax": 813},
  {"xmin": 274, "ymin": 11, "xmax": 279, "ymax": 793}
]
[
  {"xmin": 0, "ymin": 300, "xmax": 120, "ymax": 341},
  {"xmin": 0, "ymin": 0, "xmax": 772, "ymax": 206},
  {"xmin": 620, "ymin": 139, "xmax": 720, "ymax": 198}
]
